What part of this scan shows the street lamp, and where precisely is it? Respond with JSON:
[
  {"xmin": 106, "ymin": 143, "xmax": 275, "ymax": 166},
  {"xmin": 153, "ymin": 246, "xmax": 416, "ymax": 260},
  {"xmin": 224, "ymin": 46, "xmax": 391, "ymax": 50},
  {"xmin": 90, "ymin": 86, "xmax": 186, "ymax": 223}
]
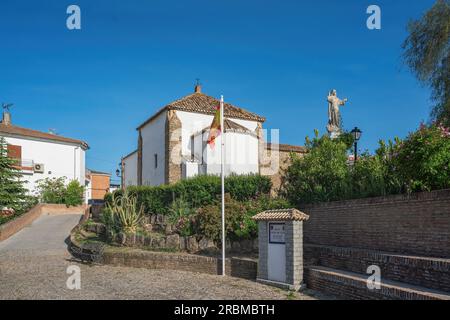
[
  {"xmin": 116, "ymin": 168, "xmax": 121, "ymax": 177},
  {"xmin": 351, "ymin": 127, "xmax": 362, "ymax": 162}
]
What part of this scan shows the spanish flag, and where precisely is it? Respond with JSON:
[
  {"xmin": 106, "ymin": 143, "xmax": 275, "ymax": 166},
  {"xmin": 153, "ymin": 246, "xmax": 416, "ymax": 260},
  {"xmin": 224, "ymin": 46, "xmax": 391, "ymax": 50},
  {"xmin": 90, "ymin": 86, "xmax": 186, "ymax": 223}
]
[{"xmin": 207, "ymin": 104, "xmax": 222, "ymax": 149}]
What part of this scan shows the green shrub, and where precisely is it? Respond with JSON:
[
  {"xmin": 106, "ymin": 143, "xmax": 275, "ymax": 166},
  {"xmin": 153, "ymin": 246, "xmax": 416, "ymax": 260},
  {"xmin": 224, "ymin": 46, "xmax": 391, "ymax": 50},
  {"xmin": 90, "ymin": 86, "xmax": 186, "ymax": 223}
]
[
  {"xmin": 350, "ymin": 152, "xmax": 387, "ymax": 198},
  {"xmin": 106, "ymin": 174, "xmax": 272, "ymax": 216},
  {"xmin": 194, "ymin": 194, "xmax": 247, "ymax": 242},
  {"xmin": 104, "ymin": 190, "xmax": 144, "ymax": 234},
  {"xmin": 36, "ymin": 177, "xmax": 66, "ymax": 204},
  {"xmin": 35, "ymin": 177, "xmax": 84, "ymax": 206},
  {"xmin": 167, "ymin": 197, "xmax": 195, "ymax": 237},
  {"xmin": 192, "ymin": 194, "xmax": 291, "ymax": 241},
  {"xmin": 64, "ymin": 180, "xmax": 85, "ymax": 206},
  {"xmin": 393, "ymin": 123, "xmax": 450, "ymax": 192},
  {"xmin": 283, "ymin": 130, "xmax": 352, "ymax": 206}
]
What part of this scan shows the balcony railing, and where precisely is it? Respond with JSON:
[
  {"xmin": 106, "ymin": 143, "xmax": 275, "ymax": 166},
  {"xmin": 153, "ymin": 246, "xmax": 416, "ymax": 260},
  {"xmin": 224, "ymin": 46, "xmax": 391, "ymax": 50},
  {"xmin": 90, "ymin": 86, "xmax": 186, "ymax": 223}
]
[{"xmin": 11, "ymin": 159, "xmax": 34, "ymax": 172}]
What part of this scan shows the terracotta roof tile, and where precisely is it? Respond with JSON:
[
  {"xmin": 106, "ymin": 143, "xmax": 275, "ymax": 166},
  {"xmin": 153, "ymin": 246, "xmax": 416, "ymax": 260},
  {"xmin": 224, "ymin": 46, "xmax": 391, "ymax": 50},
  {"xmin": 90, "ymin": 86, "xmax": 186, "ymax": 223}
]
[
  {"xmin": 138, "ymin": 92, "xmax": 265, "ymax": 129},
  {"xmin": 0, "ymin": 123, "xmax": 89, "ymax": 150},
  {"xmin": 265, "ymin": 143, "xmax": 307, "ymax": 153},
  {"xmin": 252, "ymin": 208, "xmax": 309, "ymax": 221}
]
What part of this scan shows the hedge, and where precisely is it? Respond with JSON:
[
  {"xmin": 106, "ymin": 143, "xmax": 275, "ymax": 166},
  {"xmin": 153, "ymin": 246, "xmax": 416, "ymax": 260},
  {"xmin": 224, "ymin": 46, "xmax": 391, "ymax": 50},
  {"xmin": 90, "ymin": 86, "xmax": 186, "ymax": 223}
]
[{"xmin": 105, "ymin": 174, "xmax": 272, "ymax": 215}]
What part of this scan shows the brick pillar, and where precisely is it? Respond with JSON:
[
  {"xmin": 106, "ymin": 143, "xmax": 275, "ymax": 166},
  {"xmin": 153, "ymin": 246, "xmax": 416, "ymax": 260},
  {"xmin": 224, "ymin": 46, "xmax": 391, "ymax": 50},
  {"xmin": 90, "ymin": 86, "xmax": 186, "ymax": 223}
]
[
  {"xmin": 165, "ymin": 109, "xmax": 182, "ymax": 184},
  {"xmin": 256, "ymin": 122, "xmax": 264, "ymax": 175}
]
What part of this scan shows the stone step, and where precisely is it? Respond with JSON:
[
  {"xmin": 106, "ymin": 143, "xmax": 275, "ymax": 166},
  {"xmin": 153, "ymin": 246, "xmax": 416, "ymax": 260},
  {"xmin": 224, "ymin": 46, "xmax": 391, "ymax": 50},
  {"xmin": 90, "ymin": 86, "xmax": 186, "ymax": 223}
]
[
  {"xmin": 305, "ymin": 266, "xmax": 450, "ymax": 300},
  {"xmin": 305, "ymin": 244, "xmax": 450, "ymax": 292}
]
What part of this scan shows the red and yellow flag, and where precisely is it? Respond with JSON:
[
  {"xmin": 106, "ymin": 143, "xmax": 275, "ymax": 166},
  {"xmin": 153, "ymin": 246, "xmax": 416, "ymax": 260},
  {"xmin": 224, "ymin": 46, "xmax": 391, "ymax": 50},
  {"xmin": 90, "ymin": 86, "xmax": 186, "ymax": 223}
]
[{"xmin": 207, "ymin": 104, "xmax": 221, "ymax": 149}]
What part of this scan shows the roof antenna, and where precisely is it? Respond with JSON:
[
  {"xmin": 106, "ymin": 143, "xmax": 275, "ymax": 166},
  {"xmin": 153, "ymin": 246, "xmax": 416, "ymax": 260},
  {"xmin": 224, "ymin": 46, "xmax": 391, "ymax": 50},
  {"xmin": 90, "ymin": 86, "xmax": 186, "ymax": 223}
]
[
  {"xmin": 48, "ymin": 128, "xmax": 58, "ymax": 135},
  {"xmin": 2, "ymin": 103, "xmax": 13, "ymax": 111}
]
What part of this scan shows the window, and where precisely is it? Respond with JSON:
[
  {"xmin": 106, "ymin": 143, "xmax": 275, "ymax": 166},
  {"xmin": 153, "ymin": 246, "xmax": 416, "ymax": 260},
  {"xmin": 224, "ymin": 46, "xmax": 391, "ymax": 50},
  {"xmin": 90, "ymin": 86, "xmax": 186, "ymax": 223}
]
[
  {"xmin": 154, "ymin": 154, "xmax": 158, "ymax": 169},
  {"xmin": 7, "ymin": 144, "xmax": 22, "ymax": 161}
]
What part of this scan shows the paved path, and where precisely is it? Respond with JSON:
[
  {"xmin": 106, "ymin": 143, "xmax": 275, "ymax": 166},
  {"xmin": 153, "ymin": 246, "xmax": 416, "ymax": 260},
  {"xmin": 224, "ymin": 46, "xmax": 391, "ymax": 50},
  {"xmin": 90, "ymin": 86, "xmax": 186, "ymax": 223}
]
[{"xmin": 0, "ymin": 214, "xmax": 327, "ymax": 300}]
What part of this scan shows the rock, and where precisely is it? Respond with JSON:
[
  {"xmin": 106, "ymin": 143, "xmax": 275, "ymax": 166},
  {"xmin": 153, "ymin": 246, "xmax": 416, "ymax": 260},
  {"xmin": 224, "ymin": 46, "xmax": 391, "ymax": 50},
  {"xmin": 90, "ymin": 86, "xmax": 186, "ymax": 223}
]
[
  {"xmin": 231, "ymin": 241, "xmax": 241, "ymax": 252},
  {"xmin": 125, "ymin": 233, "xmax": 136, "ymax": 246},
  {"xmin": 179, "ymin": 237, "xmax": 186, "ymax": 251},
  {"xmin": 166, "ymin": 234, "xmax": 180, "ymax": 249},
  {"xmin": 143, "ymin": 224, "xmax": 153, "ymax": 232},
  {"xmin": 118, "ymin": 232, "xmax": 126, "ymax": 245},
  {"xmin": 165, "ymin": 224, "xmax": 173, "ymax": 235},
  {"xmin": 253, "ymin": 238, "xmax": 259, "ymax": 252},
  {"xmin": 152, "ymin": 237, "xmax": 165, "ymax": 249},
  {"xmin": 141, "ymin": 216, "xmax": 150, "ymax": 225},
  {"xmin": 240, "ymin": 239, "xmax": 253, "ymax": 253},
  {"xmin": 186, "ymin": 236, "xmax": 199, "ymax": 253},
  {"xmin": 150, "ymin": 215, "xmax": 156, "ymax": 224},
  {"xmin": 136, "ymin": 234, "xmax": 145, "ymax": 246},
  {"xmin": 156, "ymin": 214, "xmax": 165, "ymax": 224},
  {"xmin": 96, "ymin": 224, "xmax": 106, "ymax": 235},
  {"xmin": 144, "ymin": 236, "xmax": 152, "ymax": 247},
  {"xmin": 198, "ymin": 238, "xmax": 215, "ymax": 250}
]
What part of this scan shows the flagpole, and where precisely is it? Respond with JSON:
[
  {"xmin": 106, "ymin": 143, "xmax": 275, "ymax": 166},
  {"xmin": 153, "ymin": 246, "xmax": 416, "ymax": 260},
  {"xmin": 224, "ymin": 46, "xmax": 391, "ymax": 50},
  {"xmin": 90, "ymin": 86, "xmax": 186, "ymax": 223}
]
[{"xmin": 220, "ymin": 95, "xmax": 225, "ymax": 276}]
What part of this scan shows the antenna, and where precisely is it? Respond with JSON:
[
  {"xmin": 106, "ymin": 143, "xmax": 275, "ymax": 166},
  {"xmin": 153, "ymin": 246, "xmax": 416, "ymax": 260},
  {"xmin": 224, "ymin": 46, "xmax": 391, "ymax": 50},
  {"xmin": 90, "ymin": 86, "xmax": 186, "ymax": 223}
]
[
  {"xmin": 48, "ymin": 128, "xmax": 58, "ymax": 135},
  {"xmin": 2, "ymin": 103, "xmax": 13, "ymax": 111}
]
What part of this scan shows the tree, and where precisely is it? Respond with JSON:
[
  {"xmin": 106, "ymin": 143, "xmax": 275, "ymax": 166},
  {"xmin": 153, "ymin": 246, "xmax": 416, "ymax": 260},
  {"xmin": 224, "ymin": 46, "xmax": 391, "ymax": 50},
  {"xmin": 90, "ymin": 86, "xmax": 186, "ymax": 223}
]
[
  {"xmin": 282, "ymin": 130, "xmax": 352, "ymax": 206},
  {"xmin": 402, "ymin": 0, "xmax": 450, "ymax": 126},
  {"xmin": 0, "ymin": 137, "xmax": 28, "ymax": 211}
]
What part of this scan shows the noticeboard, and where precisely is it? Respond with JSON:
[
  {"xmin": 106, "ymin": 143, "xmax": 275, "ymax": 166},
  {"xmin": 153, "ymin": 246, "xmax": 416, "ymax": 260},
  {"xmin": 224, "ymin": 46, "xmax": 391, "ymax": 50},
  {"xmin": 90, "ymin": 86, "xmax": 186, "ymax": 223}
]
[{"xmin": 269, "ymin": 222, "xmax": 285, "ymax": 244}]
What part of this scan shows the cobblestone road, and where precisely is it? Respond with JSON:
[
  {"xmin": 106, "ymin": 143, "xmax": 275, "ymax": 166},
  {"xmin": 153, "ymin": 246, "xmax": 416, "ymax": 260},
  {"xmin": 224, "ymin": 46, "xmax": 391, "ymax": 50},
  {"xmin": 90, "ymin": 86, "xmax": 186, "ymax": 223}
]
[{"xmin": 0, "ymin": 214, "xmax": 328, "ymax": 300}]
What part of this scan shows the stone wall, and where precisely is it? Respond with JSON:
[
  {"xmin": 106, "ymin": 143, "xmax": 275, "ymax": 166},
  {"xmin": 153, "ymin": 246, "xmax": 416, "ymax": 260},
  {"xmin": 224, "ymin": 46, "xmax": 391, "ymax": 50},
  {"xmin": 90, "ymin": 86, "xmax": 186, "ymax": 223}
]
[
  {"xmin": 260, "ymin": 145, "xmax": 306, "ymax": 194},
  {"xmin": 102, "ymin": 249, "xmax": 257, "ymax": 280},
  {"xmin": 302, "ymin": 189, "xmax": 450, "ymax": 258}
]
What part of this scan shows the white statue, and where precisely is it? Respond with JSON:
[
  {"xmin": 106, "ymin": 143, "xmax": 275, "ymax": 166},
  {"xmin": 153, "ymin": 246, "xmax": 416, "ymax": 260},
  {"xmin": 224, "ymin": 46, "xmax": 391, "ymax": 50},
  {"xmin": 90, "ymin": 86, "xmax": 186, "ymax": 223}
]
[{"xmin": 327, "ymin": 89, "xmax": 348, "ymax": 138}]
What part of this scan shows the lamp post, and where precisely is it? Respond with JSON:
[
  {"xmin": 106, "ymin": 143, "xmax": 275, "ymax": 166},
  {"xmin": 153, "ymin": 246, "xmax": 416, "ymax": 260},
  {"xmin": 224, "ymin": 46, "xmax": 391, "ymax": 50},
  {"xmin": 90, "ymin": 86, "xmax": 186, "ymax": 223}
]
[{"xmin": 351, "ymin": 127, "xmax": 362, "ymax": 162}]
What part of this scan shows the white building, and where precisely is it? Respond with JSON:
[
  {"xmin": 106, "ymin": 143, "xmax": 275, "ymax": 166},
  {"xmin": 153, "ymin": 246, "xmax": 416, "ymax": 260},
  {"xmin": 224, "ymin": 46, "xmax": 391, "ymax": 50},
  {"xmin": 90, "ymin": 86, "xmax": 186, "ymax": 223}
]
[
  {"xmin": 121, "ymin": 85, "xmax": 265, "ymax": 187},
  {"xmin": 0, "ymin": 110, "xmax": 89, "ymax": 196},
  {"xmin": 121, "ymin": 85, "xmax": 307, "ymax": 189}
]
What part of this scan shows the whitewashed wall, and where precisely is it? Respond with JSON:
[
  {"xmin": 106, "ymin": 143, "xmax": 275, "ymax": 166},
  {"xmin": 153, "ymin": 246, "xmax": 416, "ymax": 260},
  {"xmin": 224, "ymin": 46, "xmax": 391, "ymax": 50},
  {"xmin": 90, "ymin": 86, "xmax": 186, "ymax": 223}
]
[
  {"xmin": 201, "ymin": 131, "xmax": 259, "ymax": 176},
  {"xmin": 177, "ymin": 111, "xmax": 258, "ymax": 156},
  {"xmin": 123, "ymin": 151, "xmax": 138, "ymax": 187},
  {"xmin": 141, "ymin": 111, "xmax": 166, "ymax": 186},
  {"xmin": 2, "ymin": 135, "xmax": 86, "ymax": 194},
  {"xmin": 177, "ymin": 111, "xmax": 259, "ymax": 177}
]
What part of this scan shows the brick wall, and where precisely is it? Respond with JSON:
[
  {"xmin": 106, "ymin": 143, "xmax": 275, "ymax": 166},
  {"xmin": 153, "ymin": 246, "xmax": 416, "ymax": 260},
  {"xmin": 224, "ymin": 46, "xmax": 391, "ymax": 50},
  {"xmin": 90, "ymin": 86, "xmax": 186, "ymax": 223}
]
[
  {"xmin": 91, "ymin": 174, "xmax": 110, "ymax": 200},
  {"xmin": 302, "ymin": 189, "xmax": 450, "ymax": 258},
  {"xmin": 102, "ymin": 249, "xmax": 257, "ymax": 280}
]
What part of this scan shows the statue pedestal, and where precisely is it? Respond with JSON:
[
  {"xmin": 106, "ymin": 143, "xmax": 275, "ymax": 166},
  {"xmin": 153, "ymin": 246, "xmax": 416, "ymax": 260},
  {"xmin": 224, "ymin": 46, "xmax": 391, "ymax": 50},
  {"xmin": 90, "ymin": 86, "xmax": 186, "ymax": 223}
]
[{"xmin": 329, "ymin": 130, "xmax": 341, "ymax": 139}]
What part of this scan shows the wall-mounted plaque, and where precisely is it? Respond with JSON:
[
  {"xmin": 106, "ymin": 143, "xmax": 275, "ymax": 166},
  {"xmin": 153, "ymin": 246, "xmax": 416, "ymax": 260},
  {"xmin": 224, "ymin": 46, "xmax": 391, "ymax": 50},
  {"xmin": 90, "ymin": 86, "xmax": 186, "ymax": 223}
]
[{"xmin": 269, "ymin": 223, "xmax": 285, "ymax": 244}]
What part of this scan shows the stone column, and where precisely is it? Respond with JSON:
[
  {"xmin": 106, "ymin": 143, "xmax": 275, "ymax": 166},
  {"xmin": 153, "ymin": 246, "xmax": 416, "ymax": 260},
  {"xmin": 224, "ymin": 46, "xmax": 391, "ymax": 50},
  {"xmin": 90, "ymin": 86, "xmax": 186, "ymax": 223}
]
[{"xmin": 165, "ymin": 109, "xmax": 182, "ymax": 184}]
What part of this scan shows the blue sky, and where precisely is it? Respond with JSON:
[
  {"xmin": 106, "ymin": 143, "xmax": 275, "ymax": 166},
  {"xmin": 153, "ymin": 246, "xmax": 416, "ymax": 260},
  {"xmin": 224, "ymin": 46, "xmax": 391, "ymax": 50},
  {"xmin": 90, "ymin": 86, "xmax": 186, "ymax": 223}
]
[{"xmin": 0, "ymin": 0, "xmax": 436, "ymax": 178}]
